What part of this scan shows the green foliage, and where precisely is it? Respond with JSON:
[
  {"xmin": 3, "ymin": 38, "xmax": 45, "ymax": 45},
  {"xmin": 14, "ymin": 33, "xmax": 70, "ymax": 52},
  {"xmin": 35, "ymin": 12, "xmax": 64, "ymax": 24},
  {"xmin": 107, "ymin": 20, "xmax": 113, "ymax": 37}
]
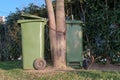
[
  {"xmin": 22, "ymin": 3, "xmax": 47, "ymax": 17},
  {"xmin": 3, "ymin": 16, "xmax": 22, "ymax": 60},
  {"xmin": 83, "ymin": 0, "xmax": 120, "ymax": 59}
]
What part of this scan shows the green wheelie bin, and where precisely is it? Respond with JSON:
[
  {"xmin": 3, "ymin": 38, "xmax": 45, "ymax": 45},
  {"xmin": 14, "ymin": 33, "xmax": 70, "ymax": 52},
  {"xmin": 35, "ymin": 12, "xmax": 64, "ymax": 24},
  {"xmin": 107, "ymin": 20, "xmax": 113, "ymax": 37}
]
[
  {"xmin": 18, "ymin": 18, "xmax": 47, "ymax": 70},
  {"xmin": 66, "ymin": 20, "xmax": 83, "ymax": 69}
]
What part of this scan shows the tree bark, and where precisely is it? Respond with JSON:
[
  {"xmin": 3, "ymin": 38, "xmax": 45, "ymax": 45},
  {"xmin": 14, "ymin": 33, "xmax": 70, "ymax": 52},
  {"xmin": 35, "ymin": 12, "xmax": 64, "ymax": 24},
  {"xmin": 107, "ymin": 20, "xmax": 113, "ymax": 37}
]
[
  {"xmin": 55, "ymin": 0, "xmax": 66, "ymax": 68},
  {"xmin": 45, "ymin": 0, "xmax": 57, "ymax": 65}
]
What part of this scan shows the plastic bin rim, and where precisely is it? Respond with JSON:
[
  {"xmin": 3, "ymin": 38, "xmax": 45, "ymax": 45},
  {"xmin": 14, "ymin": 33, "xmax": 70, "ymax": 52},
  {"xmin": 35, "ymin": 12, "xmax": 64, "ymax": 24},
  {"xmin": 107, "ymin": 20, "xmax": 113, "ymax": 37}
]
[{"xmin": 17, "ymin": 19, "xmax": 47, "ymax": 23}]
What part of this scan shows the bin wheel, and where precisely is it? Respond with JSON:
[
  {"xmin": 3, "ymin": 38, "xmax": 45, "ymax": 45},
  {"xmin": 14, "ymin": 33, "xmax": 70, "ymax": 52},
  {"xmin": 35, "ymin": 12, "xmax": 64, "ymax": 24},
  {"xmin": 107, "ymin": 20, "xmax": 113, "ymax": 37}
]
[
  {"xmin": 33, "ymin": 58, "xmax": 46, "ymax": 70},
  {"xmin": 83, "ymin": 55, "xmax": 94, "ymax": 70},
  {"xmin": 83, "ymin": 59, "xmax": 88, "ymax": 70}
]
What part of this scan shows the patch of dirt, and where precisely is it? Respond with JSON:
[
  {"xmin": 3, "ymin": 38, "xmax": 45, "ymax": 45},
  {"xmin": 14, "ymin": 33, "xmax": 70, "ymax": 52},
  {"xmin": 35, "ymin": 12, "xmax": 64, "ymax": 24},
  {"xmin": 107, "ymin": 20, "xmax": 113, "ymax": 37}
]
[
  {"xmin": 24, "ymin": 63, "xmax": 120, "ymax": 76},
  {"xmin": 24, "ymin": 66, "xmax": 74, "ymax": 76},
  {"xmin": 25, "ymin": 66, "xmax": 55, "ymax": 73},
  {"xmin": 89, "ymin": 63, "xmax": 120, "ymax": 71}
]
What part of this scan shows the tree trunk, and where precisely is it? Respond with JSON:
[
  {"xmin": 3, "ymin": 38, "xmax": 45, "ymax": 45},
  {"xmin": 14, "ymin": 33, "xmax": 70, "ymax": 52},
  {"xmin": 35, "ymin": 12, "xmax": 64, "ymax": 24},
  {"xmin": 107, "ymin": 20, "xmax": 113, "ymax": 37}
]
[
  {"xmin": 55, "ymin": 0, "xmax": 66, "ymax": 68},
  {"xmin": 45, "ymin": 0, "xmax": 57, "ymax": 65},
  {"xmin": 45, "ymin": 0, "xmax": 66, "ymax": 69}
]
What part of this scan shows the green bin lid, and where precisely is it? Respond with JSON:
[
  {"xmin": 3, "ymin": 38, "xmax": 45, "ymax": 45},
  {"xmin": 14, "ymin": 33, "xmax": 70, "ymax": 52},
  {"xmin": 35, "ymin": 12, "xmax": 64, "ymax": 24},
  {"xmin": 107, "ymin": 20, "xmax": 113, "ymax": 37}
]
[
  {"xmin": 17, "ymin": 13, "xmax": 47, "ymax": 23},
  {"xmin": 21, "ymin": 13, "xmax": 42, "ymax": 19}
]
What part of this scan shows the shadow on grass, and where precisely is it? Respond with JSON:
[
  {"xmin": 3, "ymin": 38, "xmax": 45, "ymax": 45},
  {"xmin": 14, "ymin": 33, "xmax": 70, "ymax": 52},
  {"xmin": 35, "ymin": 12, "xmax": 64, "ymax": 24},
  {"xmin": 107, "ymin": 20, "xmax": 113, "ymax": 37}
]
[{"xmin": 0, "ymin": 60, "xmax": 22, "ymax": 70}]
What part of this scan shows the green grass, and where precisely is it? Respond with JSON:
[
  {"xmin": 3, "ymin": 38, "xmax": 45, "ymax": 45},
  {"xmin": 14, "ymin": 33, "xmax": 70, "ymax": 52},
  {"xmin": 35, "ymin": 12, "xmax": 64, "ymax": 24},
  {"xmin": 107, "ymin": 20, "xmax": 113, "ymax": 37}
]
[{"xmin": 0, "ymin": 61, "xmax": 120, "ymax": 80}]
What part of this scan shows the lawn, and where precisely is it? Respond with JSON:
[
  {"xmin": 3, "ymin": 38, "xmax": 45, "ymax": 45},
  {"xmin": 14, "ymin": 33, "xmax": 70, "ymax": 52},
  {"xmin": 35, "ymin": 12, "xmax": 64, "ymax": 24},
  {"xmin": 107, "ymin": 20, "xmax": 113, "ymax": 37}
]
[{"xmin": 0, "ymin": 61, "xmax": 120, "ymax": 80}]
